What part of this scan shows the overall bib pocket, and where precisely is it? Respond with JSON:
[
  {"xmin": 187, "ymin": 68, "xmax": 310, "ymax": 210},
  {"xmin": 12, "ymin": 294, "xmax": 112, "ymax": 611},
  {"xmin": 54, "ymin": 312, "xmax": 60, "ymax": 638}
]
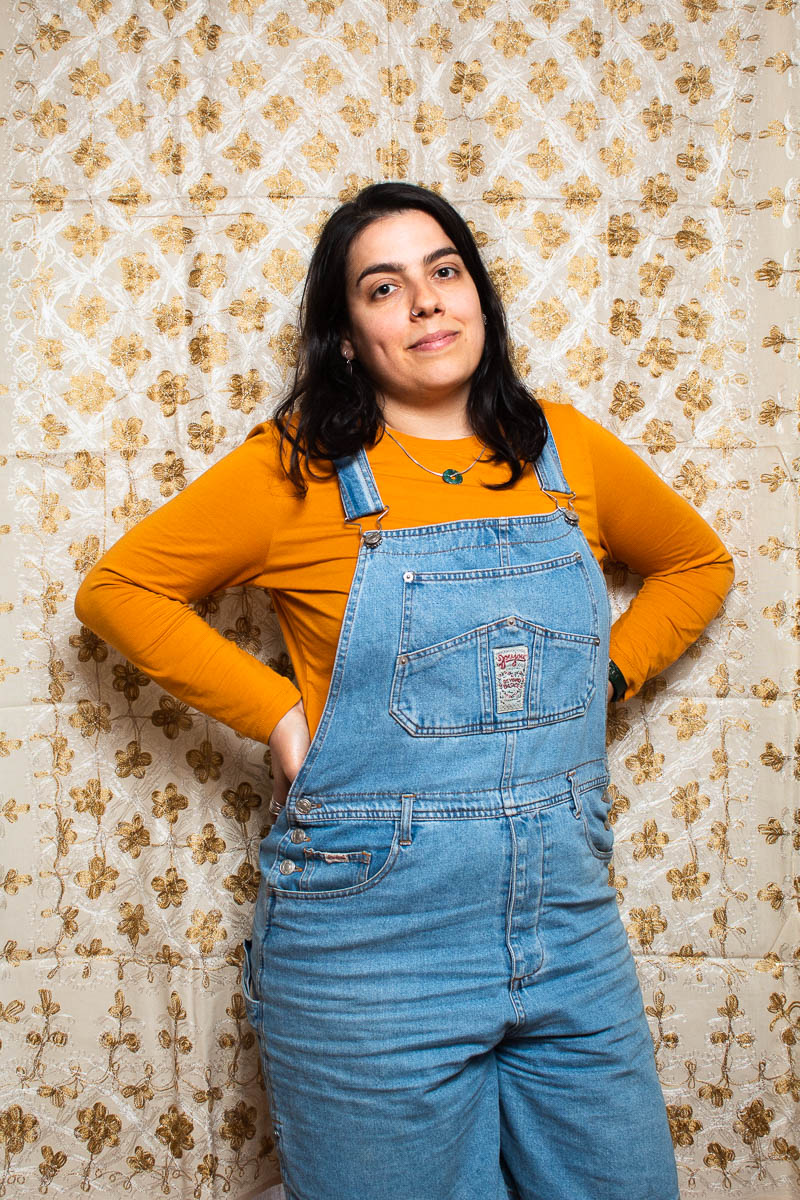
[
  {"xmin": 266, "ymin": 818, "xmax": 402, "ymax": 901},
  {"xmin": 390, "ymin": 552, "xmax": 600, "ymax": 736}
]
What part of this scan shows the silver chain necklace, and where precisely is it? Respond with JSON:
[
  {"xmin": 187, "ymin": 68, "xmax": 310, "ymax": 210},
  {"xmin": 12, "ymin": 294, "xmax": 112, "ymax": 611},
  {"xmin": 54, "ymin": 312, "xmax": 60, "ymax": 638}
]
[{"xmin": 383, "ymin": 426, "xmax": 487, "ymax": 485}]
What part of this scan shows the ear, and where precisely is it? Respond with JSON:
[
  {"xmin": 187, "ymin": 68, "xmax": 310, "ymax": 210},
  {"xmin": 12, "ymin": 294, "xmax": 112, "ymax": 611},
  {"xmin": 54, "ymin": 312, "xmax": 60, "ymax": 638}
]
[{"xmin": 340, "ymin": 334, "xmax": 355, "ymax": 361}]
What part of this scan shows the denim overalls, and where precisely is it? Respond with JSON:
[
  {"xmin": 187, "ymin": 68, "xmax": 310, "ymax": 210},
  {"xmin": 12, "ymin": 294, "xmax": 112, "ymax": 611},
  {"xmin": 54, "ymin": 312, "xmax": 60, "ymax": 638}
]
[{"xmin": 242, "ymin": 419, "xmax": 679, "ymax": 1200}]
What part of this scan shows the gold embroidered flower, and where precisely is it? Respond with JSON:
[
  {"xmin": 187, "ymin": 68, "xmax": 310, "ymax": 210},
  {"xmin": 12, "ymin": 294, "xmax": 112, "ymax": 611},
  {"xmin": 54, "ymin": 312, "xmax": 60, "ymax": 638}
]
[
  {"xmin": 673, "ymin": 460, "xmax": 716, "ymax": 505},
  {"xmin": 667, "ymin": 1104, "xmax": 703, "ymax": 1147},
  {"xmin": 69, "ymin": 59, "xmax": 111, "ymax": 100},
  {"xmin": 600, "ymin": 59, "xmax": 641, "ymax": 105},
  {"xmin": 632, "ymin": 819, "xmax": 670, "ymax": 860},
  {"xmin": 186, "ymin": 739, "xmax": 224, "ymax": 784},
  {"xmin": 303, "ymin": 54, "xmax": 343, "ymax": 96},
  {"xmin": 187, "ymin": 823, "xmax": 226, "ymax": 865},
  {"xmin": 227, "ymin": 370, "xmax": 268, "ymax": 414},
  {"xmin": 567, "ymin": 254, "xmax": 599, "ymax": 300},
  {"xmin": 528, "ymin": 58, "xmax": 567, "ymax": 104},
  {"xmin": 565, "ymin": 335, "xmax": 607, "ymax": 388},
  {"xmin": 484, "ymin": 96, "xmax": 522, "ymax": 140},
  {"xmin": 186, "ymin": 908, "xmax": 226, "ymax": 955},
  {"xmin": 609, "ymin": 380, "xmax": 644, "ymax": 421},
  {"xmin": 450, "ymin": 60, "xmax": 488, "ymax": 103},
  {"xmin": 561, "ymin": 174, "xmax": 602, "ymax": 215},
  {"xmin": 74, "ymin": 856, "xmax": 118, "ymax": 900},
  {"xmin": 529, "ymin": 299, "xmax": 570, "ymax": 341},
  {"xmin": 598, "ymin": 136, "xmax": 634, "ymax": 178},
  {"xmin": 675, "ymin": 299, "xmax": 712, "ymax": 340},
  {"xmin": 641, "ymin": 173, "xmax": 678, "ymax": 217},
  {"xmin": 565, "ymin": 17, "xmax": 602, "ymax": 59},
  {"xmin": 117, "ymin": 902, "xmax": 149, "ymax": 948},
  {"xmin": 266, "ymin": 11, "xmax": 299, "ymax": 45},
  {"xmin": 221, "ymin": 782, "xmax": 263, "ymax": 824},
  {"xmin": 228, "ymin": 288, "xmax": 271, "ymax": 332},
  {"xmin": 637, "ymin": 337, "xmax": 678, "ymax": 378},
  {"xmin": 152, "ymin": 783, "xmax": 189, "ymax": 824},
  {"xmin": 152, "ymin": 867, "xmax": 189, "ymax": 909},
  {"xmin": 187, "ymin": 411, "xmax": 226, "ymax": 454},
  {"xmin": 626, "ymin": 904, "xmax": 668, "ymax": 948},
  {"xmin": 220, "ymin": 1101, "xmax": 257, "ymax": 1152},
  {"xmin": 262, "ymin": 94, "xmax": 299, "ymax": 132},
  {"xmin": 602, "ymin": 213, "xmax": 641, "ymax": 258},
  {"xmin": 340, "ymin": 21, "xmax": 379, "ymax": 52},
  {"xmin": 675, "ymin": 62, "xmax": 714, "ymax": 105},
  {"xmin": 153, "ymin": 297, "xmax": 193, "ymax": 337},
  {"xmin": 448, "ymin": 140, "xmax": 485, "ymax": 181},
  {"xmin": 491, "ymin": 20, "xmax": 532, "ymax": 57},
  {"xmin": 224, "ymin": 861, "xmax": 260, "ymax": 905},
  {"xmin": 188, "ymin": 325, "xmax": 229, "ymax": 372},
  {"xmin": 666, "ymin": 861, "xmax": 710, "ymax": 901},
  {"xmin": 488, "ymin": 258, "xmax": 529, "ymax": 305},
  {"xmin": 624, "ymin": 741, "xmax": 665, "ymax": 784},
  {"xmin": 414, "ymin": 23, "xmax": 453, "ymax": 62},
  {"xmin": 640, "ymin": 97, "xmax": 674, "ymax": 141},
  {"xmin": 526, "ymin": 211, "xmax": 569, "ymax": 259},
  {"xmin": 642, "ymin": 418, "xmax": 678, "ymax": 453},
  {"xmin": 114, "ymin": 740, "xmax": 152, "ymax": 779},
  {"xmin": 413, "ymin": 103, "xmax": 447, "ymax": 145},
  {"xmin": 482, "ymin": 177, "xmax": 524, "ymax": 219},
  {"xmin": 62, "ymin": 213, "xmax": 111, "ymax": 258},
  {"xmin": 608, "ymin": 299, "xmax": 641, "ymax": 345},
  {"xmin": 639, "ymin": 254, "xmax": 676, "ymax": 298},
  {"xmin": 339, "ymin": 96, "xmax": 378, "ymax": 137},
  {"xmin": 155, "ymin": 1106, "xmax": 194, "ymax": 1158},
  {"xmin": 667, "ymin": 698, "xmax": 708, "ymax": 739},
  {"xmin": 563, "ymin": 101, "xmax": 600, "ymax": 143}
]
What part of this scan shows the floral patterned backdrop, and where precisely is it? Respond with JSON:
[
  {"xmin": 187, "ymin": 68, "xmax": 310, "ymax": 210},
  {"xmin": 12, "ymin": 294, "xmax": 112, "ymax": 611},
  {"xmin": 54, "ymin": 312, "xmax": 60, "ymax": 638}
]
[{"xmin": 0, "ymin": 0, "xmax": 797, "ymax": 1196}]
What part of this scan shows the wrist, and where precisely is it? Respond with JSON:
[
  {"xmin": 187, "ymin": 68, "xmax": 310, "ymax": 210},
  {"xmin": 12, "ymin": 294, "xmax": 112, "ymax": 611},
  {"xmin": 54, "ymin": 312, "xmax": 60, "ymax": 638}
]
[{"xmin": 607, "ymin": 659, "xmax": 627, "ymax": 703}]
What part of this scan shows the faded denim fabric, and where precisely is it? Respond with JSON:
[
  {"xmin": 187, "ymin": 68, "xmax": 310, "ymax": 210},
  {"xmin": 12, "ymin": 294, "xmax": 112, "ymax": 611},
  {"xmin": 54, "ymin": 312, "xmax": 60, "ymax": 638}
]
[{"xmin": 242, "ymin": 419, "xmax": 679, "ymax": 1200}]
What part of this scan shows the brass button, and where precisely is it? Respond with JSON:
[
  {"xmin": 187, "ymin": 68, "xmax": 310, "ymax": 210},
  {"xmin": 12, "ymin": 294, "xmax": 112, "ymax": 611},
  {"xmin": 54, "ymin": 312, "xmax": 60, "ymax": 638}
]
[
  {"xmin": 398, "ymin": 655, "xmax": 408, "ymax": 665},
  {"xmin": 295, "ymin": 797, "xmax": 313, "ymax": 814},
  {"xmin": 279, "ymin": 860, "xmax": 296, "ymax": 875},
  {"xmin": 363, "ymin": 530, "xmax": 382, "ymax": 547},
  {"xmin": 290, "ymin": 829, "xmax": 310, "ymax": 843}
]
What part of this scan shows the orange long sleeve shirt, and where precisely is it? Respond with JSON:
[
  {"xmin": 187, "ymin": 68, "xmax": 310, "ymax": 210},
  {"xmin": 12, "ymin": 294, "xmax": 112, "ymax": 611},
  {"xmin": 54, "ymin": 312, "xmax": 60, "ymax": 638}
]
[{"xmin": 74, "ymin": 400, "xmax": 734, "ymax": 744}]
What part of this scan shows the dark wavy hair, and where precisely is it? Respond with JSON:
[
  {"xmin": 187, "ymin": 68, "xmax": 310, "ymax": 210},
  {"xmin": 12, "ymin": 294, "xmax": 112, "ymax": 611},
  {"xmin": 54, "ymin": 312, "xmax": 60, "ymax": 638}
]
[{"xmin": 272, "ymin": 182, "xmax": 547, "ymax": 493}]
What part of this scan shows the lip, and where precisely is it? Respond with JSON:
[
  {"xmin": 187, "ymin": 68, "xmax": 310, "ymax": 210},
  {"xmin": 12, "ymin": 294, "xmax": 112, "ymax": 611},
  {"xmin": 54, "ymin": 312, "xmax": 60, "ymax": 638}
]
[{"xmin": 408, "ymin": 329, "xmax": 459, "ymax": 351}]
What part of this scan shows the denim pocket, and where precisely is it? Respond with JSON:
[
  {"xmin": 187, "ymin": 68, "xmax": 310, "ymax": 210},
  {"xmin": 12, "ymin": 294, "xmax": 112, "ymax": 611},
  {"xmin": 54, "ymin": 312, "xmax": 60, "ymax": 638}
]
[
  {"xmin": 390, "ymin": 552, "xmax": 599, "ymax": 736},
  {"xmin": 390, "ymin": 616, "xmax": 599, "ymax": 735},
  {"xmin": 299, "ymin": 848, "xmax": 371, "ymax": 891},
  {"xmin": 580, "ymin": 781, "xmax": 615, "ymax": 860},
  {"xmin": 267, "ymin": 820, "xmax": 401, "ymax": 901}
]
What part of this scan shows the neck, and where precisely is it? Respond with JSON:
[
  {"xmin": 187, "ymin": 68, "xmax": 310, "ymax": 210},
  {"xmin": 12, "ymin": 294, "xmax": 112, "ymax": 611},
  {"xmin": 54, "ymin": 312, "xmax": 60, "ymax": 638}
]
[{"xmin": 379, "ymin": 396, "xmax": 474, "ymax": 440}]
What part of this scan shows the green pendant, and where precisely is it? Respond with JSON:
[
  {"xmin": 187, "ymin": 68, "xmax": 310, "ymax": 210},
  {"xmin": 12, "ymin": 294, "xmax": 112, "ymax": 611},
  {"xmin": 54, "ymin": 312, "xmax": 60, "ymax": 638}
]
[{"xmin": 442, "ymin": 468, "xmax": 463, "ymax": 485}]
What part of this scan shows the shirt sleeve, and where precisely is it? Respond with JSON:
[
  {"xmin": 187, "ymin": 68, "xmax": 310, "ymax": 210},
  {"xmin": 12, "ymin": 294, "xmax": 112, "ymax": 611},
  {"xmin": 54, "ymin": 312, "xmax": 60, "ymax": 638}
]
[
  {"xmin": 579, "ymin": 413, "xmax": 736, "ymax": 700},
  {"xmin": 73, "ymin": 424, "xmax": 303, "ymax": 744}
]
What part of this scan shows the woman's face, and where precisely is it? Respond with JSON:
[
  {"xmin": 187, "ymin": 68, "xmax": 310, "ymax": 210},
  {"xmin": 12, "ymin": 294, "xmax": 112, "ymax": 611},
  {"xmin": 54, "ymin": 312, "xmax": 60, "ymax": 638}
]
[{"xmin": 341, "ymin": 209, "xmax": 485, "ymax": 420}]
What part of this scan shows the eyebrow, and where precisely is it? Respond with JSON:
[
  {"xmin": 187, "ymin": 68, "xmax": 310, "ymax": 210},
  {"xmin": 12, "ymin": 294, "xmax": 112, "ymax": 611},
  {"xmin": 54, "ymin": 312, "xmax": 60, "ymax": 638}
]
[{"xmin": 354, "ymin": 245, "xmax": 461, "ymax": 288}]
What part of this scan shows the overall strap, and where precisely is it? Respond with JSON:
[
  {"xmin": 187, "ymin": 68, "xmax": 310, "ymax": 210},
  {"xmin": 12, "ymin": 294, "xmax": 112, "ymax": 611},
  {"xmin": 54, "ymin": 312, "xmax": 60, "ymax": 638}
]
[
  {"xmin": 534, "ymin": 419, "xmax": 573, "ymax": 496},
  {"xmin": 333, "ymin": 447, "xmax": 386, "ymax": 521}
]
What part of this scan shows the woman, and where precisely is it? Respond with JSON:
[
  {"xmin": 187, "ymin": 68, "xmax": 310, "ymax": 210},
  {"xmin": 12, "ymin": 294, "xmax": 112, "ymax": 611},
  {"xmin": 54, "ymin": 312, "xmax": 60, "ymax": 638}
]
[{"xmin": 75, "ymin": 182, "xmax": 734, "ymax": 1199}]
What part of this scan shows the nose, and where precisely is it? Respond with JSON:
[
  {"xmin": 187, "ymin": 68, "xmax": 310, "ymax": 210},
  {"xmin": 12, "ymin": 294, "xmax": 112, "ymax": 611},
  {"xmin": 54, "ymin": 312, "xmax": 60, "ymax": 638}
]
[{"xmin": 409, "ymin": 278, "xmax": 443, "ymax": 318}]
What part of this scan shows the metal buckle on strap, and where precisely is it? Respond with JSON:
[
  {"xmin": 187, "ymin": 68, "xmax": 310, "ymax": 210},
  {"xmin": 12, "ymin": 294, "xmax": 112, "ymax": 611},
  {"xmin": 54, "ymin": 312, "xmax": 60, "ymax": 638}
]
[
  {"xmin": 540, "ymin": 486, "xmax": 579, "ymax": 525},
  {"xmin": 345, "ymin": 505, "xmax": 389, "ymax": 547}
]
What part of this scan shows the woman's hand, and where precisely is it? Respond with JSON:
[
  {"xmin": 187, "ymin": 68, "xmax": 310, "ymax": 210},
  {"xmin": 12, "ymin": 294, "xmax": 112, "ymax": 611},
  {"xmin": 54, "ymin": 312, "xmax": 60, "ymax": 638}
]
[{"xmin": 268, "ymin": 699, "xmax": 311, "ymax": 813}]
